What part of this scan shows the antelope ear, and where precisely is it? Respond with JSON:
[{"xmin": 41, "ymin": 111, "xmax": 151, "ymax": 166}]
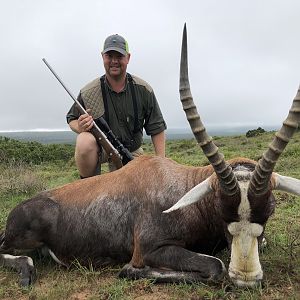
[
  {"xmin": 273, "ymin": 173, "xmax": 300, "ymax": 195},
  {"xmin": 163, "ymin": 176, "xmax": 213, "ymax": 213}
]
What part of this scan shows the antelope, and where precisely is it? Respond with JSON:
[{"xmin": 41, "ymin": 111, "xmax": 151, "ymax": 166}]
[{"xmin": 0, "ymin": 24, "xmax": 300, "ymax": 288}]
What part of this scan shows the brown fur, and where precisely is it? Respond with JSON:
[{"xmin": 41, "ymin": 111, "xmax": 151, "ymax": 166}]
[
  {"xmin": 0, "ymin": 154, "xmax": 276, "ymax": 287},
  {"xmin": 50, "ymin": 155, "xmax": 214, "ymax": 207}
]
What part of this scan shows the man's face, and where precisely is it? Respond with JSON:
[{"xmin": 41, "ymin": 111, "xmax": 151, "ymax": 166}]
[{"xmin": 102, "ymin": 50, "xmax": 130, "ymax": 79}]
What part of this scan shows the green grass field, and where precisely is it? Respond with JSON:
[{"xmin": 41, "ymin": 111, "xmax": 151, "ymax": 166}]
[{"xmin": 0, "ymin": 132, "xmax": 299, "ymax": 299}]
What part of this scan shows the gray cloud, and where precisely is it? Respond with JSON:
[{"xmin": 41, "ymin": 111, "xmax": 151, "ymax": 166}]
[{"xmin": 1, "ymin": 0, "xmax": 300, "ymax": 132}]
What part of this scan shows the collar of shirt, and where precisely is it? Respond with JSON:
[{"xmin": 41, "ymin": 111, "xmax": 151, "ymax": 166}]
[{"xmin": 104, "ymin": 74, "xmax": 129, "ymax": 94}]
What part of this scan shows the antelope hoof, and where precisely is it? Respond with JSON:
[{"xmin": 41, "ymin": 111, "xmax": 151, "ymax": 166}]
[
  {"xmin": 19, "ymin": 266, "xmax": 36, "ymax": 286},
  {"xmin": 18, "ymin": 257, "xmax": 37, "ymax": 287}
]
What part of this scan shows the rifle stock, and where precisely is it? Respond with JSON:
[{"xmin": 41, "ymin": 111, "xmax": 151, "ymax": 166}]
[{"xmin": 42, "ymin": 58, "xmax": 123, "ymax": 170}]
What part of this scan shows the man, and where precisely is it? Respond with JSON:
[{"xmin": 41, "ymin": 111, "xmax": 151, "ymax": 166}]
[{"xmin": 66, "ymin": 34, "xmax": 167, "ymax": 178}]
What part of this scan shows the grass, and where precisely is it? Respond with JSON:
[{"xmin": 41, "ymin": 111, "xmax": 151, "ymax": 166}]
[{"xmin": 0, "ymin": 131, "xmax": 299, "ymax": 299}]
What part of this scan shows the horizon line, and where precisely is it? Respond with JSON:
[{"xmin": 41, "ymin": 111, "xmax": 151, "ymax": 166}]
[{"xmin": 0, "ymin": 124, "xmax": 280, "ymax": 133}]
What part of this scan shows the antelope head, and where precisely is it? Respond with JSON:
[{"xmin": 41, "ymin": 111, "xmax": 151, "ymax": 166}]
[{"xmin": 164, "ymin": 24, "xmax": 300, "ymax": 287}]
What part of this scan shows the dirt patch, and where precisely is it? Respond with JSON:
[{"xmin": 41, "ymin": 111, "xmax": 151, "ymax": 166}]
[
  {"xmin": 133, "ymin": 291, "xmax": 171, "ymax": 300},
  {"xmin": 69, "ymin": 290, "xmax": 91, "ymax": 300}
]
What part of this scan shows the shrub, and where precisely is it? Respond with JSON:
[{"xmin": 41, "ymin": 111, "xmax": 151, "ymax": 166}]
[
  {"xmin": 246, "ymin": 127, "xmax": 266, "ymax": 138},
  {"xmin": 0, "ymin": 136, "xmax": 74, "ymax": 164}
]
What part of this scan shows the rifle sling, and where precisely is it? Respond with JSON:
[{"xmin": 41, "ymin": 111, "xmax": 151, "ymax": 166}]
[
  {"xmin": 127, "ymin": 74, "xmax": 139, "ymax": 134},
  {"xmin": 100, "ymin": 74, "xmax": 139, "ymax": 134}
]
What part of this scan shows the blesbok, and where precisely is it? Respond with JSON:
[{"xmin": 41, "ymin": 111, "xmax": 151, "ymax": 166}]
[{"xmin": 1, "ymin": 24, "xmax": 300, "ymax": 288}]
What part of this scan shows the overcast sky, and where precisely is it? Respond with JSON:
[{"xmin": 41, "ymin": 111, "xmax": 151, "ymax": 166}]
[{"xmin": 1, "ymin": 0, "xmax": 300, "ymax": 132}]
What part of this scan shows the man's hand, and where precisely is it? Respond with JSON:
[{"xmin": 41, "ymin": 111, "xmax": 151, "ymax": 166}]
[{"xmin": 78, "ymin": 109, "xmax": 94, "ymax": 132}]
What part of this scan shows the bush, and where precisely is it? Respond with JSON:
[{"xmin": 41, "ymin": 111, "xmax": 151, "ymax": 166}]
[
  {"xmin": 0, "ymin": 136, "xmax": 74, "ymax": 164},
  {"xmin": 246, "ymin": 127, "xmax": 266, "ymax": 138}
]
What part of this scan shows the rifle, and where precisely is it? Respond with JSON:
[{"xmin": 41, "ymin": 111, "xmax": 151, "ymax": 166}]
[
  {"xmin": 42, "ymin": 58, "xmax": 133, "ymax": 169},
  {"xmin": 94, "ymin": 117, "xmax": 134, "ymax": 165}
]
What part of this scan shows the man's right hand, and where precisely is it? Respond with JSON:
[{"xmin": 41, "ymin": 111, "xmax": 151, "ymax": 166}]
[{"xmin": 78, "ymin": 109, "xmax": 94, "ymax": 132}]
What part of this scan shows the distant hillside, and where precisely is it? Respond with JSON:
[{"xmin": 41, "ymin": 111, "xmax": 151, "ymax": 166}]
[
  {"xmin": 0, "ymin": 125, "xmax": 279, "ymax": 144},
  {"xmin": 0, "ymin": 131, "xmax": 78, "ymax": 144}
]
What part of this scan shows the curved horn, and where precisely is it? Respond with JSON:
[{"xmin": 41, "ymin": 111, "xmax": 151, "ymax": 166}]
[
  {"xmin": 249, "ymin": 86, "xmax": 300, "ymax": 196},
  {"xmin": 180, "ymin": 23, "xmax": 239, "ymax": 196}
]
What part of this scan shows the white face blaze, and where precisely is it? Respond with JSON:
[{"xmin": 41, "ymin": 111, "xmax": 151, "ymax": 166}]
[{"xmin": 227, "ymin": 170, "xmax": 264, "ymax": 287}]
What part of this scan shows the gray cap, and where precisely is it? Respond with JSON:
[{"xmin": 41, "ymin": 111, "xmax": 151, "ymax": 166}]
[{"xmin": 102, "ymin": 34, "xmax": 129, "ymax": 56}]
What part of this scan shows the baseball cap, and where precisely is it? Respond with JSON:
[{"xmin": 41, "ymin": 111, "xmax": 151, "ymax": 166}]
[{"xmin": 102, "ymin": 34, "xmax": 129, "ymax": 56}]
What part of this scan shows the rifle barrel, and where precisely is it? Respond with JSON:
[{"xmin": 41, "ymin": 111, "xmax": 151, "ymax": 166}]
[
  {"xmin": 42, "ymin": 58, "xmax": 123, "ymax": 169},
  {"xmin": 42, "ymin": 58, "xmax": 86, "ymax": 115}
]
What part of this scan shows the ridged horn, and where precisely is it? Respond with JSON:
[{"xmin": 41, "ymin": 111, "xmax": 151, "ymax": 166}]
[
  {"xmin": 249, "ymin": 85, "xmax": 300, "ymax": 196},
  {"xmin": 180, "ymin": 23, "xmax": 239, "ymax": 196}
]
